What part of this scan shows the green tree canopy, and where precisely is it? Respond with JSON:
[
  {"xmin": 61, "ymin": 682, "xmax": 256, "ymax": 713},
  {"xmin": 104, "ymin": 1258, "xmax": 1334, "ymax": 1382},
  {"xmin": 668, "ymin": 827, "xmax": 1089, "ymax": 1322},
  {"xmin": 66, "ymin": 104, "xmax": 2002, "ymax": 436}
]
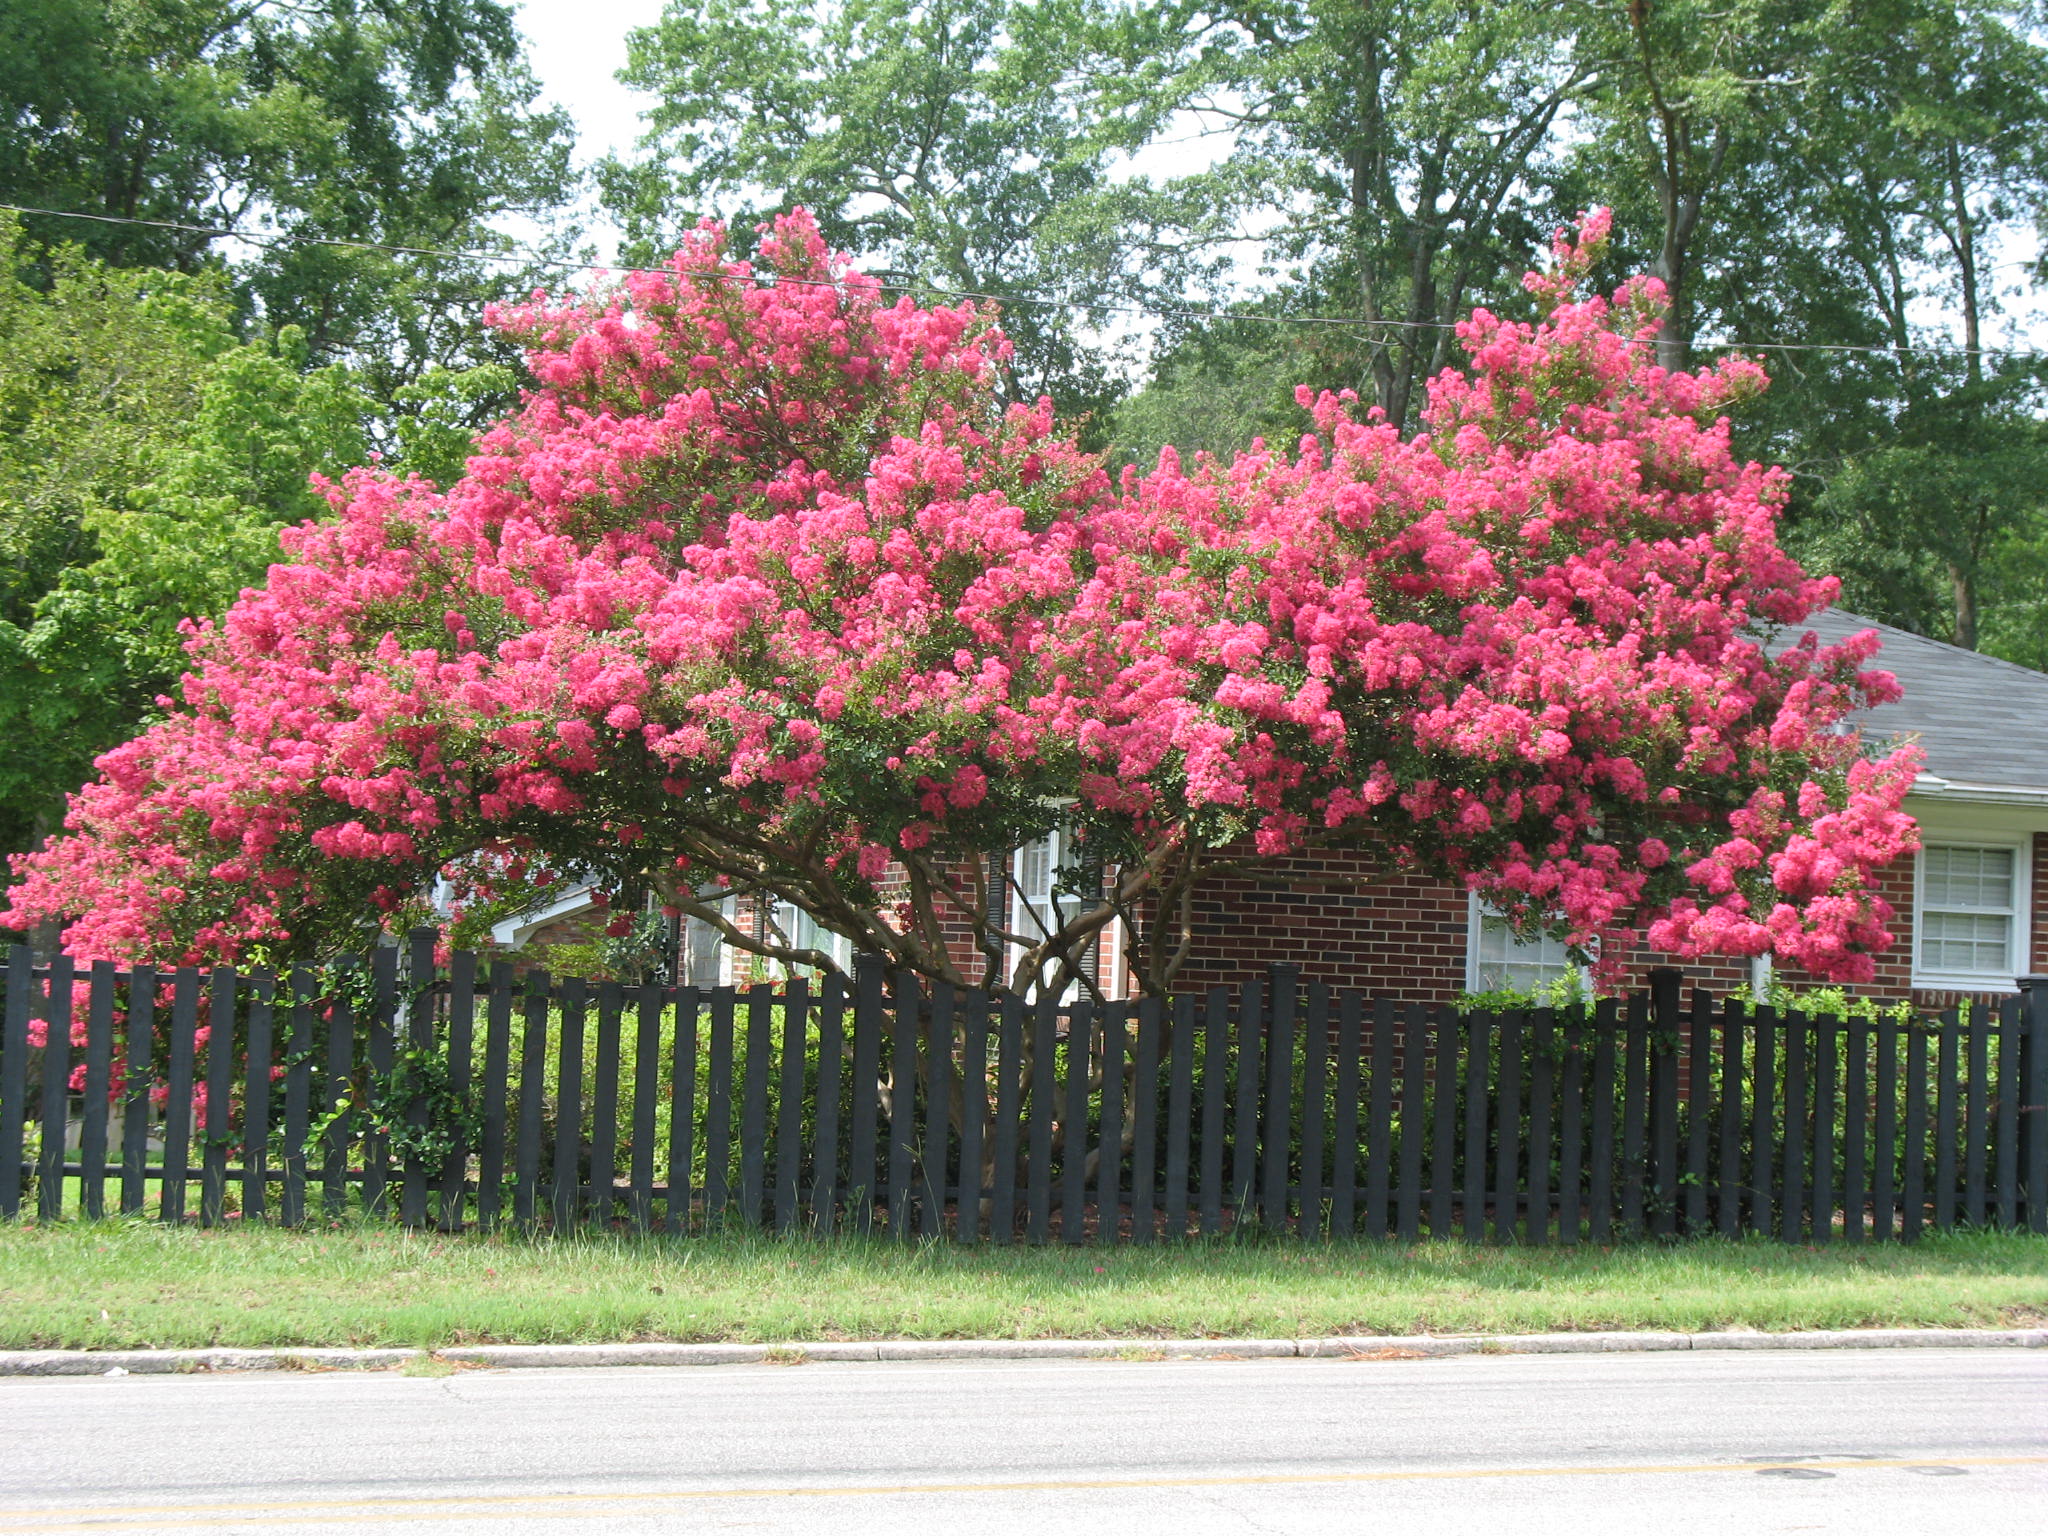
[{"xmin": 0, "ymin": 0, "xmax": 577, "ymax": 401}]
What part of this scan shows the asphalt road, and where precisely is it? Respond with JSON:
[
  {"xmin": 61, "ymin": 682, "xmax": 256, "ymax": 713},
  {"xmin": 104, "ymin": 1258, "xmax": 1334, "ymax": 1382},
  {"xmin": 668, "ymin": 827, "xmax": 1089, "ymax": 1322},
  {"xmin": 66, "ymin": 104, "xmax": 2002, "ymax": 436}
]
[{"xmin": 0, "ymin": 1348, "xmax": 2043, "ymax": 1535}]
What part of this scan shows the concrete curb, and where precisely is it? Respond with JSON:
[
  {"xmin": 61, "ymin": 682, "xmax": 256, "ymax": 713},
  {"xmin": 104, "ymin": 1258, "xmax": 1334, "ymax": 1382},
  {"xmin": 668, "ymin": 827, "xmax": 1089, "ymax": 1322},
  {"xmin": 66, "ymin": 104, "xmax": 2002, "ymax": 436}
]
[{"xmin": 1, "ymin": 1328, "xmax": 2042, "ymax": 1376}]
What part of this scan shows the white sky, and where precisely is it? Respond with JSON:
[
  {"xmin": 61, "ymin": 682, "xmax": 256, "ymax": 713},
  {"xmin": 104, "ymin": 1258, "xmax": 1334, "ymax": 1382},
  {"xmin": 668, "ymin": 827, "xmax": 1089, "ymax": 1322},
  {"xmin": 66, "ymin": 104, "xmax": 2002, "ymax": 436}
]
[{"xmin": 514, "ymin": 0, "xmax": 670, "ymax": 262}]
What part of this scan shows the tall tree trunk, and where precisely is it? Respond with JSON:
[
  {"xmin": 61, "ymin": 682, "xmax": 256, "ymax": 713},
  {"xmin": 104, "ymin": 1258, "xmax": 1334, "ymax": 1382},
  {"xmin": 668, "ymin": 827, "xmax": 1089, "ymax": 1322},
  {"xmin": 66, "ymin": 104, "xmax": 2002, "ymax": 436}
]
[{"xmin": 1950, "ymin": 561, "xmax": 1978, "ymax": 651}]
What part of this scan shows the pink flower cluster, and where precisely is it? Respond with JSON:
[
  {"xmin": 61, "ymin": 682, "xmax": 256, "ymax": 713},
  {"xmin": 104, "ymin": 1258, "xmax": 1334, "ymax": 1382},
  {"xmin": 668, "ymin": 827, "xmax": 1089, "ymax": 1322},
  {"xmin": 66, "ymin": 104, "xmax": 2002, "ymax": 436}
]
[{"xmin": 5, "ymin": 209, "xmax": 1919, "ymax": 983}]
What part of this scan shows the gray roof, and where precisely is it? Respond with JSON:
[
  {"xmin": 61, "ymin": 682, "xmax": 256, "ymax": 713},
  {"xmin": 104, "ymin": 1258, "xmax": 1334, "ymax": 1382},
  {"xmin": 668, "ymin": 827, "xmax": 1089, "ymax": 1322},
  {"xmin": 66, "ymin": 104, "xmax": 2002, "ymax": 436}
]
[{"xmin": 1786, "ymin": 608, "xmax": 2048, "ymax": 794}]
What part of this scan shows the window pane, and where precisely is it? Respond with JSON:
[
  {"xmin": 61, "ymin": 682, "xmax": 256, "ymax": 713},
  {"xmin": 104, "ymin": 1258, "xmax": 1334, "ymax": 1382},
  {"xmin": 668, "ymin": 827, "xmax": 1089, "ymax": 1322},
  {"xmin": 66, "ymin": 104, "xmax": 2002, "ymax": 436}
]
[
  {"xmin": 1923, "ymin": 846, "xmax": 2014, "ymax": 911},
  {"xmin": 1019, "ymin": 838, "xmax": 1052, "ymax": 905},
  {"xmin": 1476, "ymin": 909, "xmax": 1570, "ymax": 990},
  {"xmin": 1920, "ymin": 910, "xmax": 2011, "ymax": 975}
]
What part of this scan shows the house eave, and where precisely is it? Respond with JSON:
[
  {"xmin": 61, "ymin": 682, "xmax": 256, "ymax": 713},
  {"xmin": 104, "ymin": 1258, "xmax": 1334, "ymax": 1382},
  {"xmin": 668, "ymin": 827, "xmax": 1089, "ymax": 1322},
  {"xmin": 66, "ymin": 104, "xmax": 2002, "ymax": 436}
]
[{"xmin": 1908, "ymin": 774, "xmax": 2048, "ymax": 808}]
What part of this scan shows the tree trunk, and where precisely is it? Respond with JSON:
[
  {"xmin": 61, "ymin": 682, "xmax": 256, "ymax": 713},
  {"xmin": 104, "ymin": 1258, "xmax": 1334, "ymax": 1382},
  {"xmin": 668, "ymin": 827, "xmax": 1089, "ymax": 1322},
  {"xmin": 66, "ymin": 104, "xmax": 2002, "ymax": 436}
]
[{"xmin": 1950, "ymin": 561, "xmax": 1978, "ymax": 651}]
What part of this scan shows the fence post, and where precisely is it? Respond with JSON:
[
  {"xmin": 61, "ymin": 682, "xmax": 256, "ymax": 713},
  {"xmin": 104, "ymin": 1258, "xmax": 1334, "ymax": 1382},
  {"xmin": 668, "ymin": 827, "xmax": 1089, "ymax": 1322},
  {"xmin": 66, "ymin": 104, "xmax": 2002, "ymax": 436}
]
[
  {"xmin": 2019, "ymin": 976, "xmax": 2048, "ymax": 1233},
  {"xmin": 1647, "ymin": 968, "xmax": 1682, "ymax": 1238}
]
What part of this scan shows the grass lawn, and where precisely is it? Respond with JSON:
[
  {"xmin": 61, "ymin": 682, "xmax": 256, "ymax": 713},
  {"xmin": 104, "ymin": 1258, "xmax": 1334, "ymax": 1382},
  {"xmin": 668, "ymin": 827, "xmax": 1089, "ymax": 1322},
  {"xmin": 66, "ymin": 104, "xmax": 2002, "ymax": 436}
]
[{"xmin": 2, "ymin": 1222, "xmax": 2045, "ymax": 1352}]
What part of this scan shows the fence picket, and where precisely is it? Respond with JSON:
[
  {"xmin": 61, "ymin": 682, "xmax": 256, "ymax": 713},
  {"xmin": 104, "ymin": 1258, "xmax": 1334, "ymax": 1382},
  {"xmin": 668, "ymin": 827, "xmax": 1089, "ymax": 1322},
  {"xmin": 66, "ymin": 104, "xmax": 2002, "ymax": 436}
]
[
  {"xmin": 1334, "ymin": 994, "xmax": 1366, "ymax": 1238},
  {"xmin": 1750, "ymin": 1009, "xmax": 1777, "ymax": 1238},
  {"xmin": 1129, "ymin": 997, "xmax": 1161, "ymax": 1245},
  {"xmin": 738, "ymin": 985, "xmax": 773, "ymax": 1228},
  {"xmin": 441, "ymin": 951, "xmax": 477, "ymax": 1230},
  {"xmin": 1493, "ymin": 1011, "xmax": 1523, "ymax": 1244},
  {"xmin": 847, "ymin": 964, "xmax": 883, "ymax": 1235},
  {"xmin": 552, "ymin": 978, "xmax": 587, "ymax": 1231},
  {"xmin": 0, "ymin": 949, "xmax": 29, "ymax": 1220},
  {"xmin": 2026, "ymin": 990, "xmax": 2048, "ymax": 1233},
  {"xmin": 1964, "ymin": 1005, "xmax": 1989, "ymax": 1227},
  {"xmin": 1426, "ymin": 1006, "xmax": 1455, "ymax": 1239},
  {"xmin": 988, "ymin": 993, "xmax": 1023, "ymax": 1244},
  {"xmin": 278, "ymin": 971, "xmax": 313, "ymax": 1227},
  {"xmin": 1935, "ymin": 1012, "xmax": 1960, "ymax": 1231},
  {"xmin": 1025, "ymin": 994, "xmax": 1056, "ymax": 1245},
  {"xmin": 1684, "ymin": 990, "xmax": 1712, "ymax": 1233},
  {"xmin": 36, "ymin": 958, "xmax": 73, "ymax": 1220},
  {"xmin": 2023, "ymin": 999, "xmax": 2039, "ymax": 1236},
  {"xmin": 1392, "ymin": 1003, "xmax": 1425, "ymax": 1245},
  {"xmin": 1996, "ymin": 997, "xmax": 2021, "ymax": 1228},
  {"xmin": 1231, "ymin": 977, "xmax": 1263, "ymax": 1228},
  {"xmin": 777, "ymin": 978, "xmax": 810, "ymax": 1235},
  {"xmin": 1619, "ymin": 995, "xmax": 1648, "ymax": 1240},
  {"xmin": 318, "ymin": 967, "xmax": 352, "ymax": 1222},
  {"xmin": 1873, "ymin": 1014, "xmax": 1898, "ymax": 1241},
  {"xmin": 589, "ymin": 981, "xmax": 624, "ymax": 1229},
  {"xmin": 810, "ymin": 977, "xmax": 844, "ymax": 1235},
  {"xmin": 399, "ymin": 930, "xmax": 436, "ymax": 1227},
  {"xmin": 922, "ymin": 982, "xmax": 952, "ymax": 1240},
  {"xmin": 241, "ymin": 969, "xmax": 274, "ymax": 1223},
  {"xmin": 1781, "ymin": 1012, "xmax": 1809, "ymax": 1242},
  {"xmin": 1845, "ymin": 1020, "xmax": 1870, "ymax": 1243},
  {"xmin": 159, "ymin": 969, "xmax": 200, "ymax": 1224},
  {"xmin": 477, "ymin": 964, "xmax": 514, "ymax": 1231},
  {"xmin": 1095, "ymin": 1000, "xmax": 1126, "ymax": 1243},
  {"xmin": 1197, "ymin": 989, "xmax": 1227, "ymax": 1237},
  {"xmin": 1163, "ymin": 995, "xmax": 1195, "ymax": 1240},
  {"xmin": 1558, "ymin": 1017, "xmax": 1585, "ymax": 1245},
  {"xmin": 1811, "ymin": 1014, "xmax": 1837, "ymax": 1243},
  {"xmin": 958, "ymin": 990, "xmax": 990, "ymax": 1243},
  {"xmin": 1060, "ymin": 1002, "xmax": 1093, "ymax": 1244},
  {"xmin": 1462, "ymin": 1011, "xmax": 1490, "ymax": 1243},
  {"xmin": 1648, "ymin": 974, "xmax": 1681, "ymax": 1238},
  {"xmin": 631, "ymin": 984, "xmax": 662, "ymax": 1232},
  {"xmin": 887, "ymin": 971, "xmax": 919, "ymax": 1241},
  {"xmin": 703, "ymin": 987, "xmax": 734, "ymax": 1228},
  {"xmin": 1588, "ymin": 1000, "xmax": 1618, "ymax": 1246},
  {"xmin": 78, "ymin": 961, "xmax": 116, "ymax": 1220},
  {"xmin": 1262, "ymin": 970, "xmax": 1295, "ymax": 1234},
  {"xmin": 361, "ymin": 949, "xmax": 398, "ymax": 1218},
  {"xmin": 1526, "ymin": 1012, "xmax": 1554, "ymax": 1246},
  {"xmin": 123, "ymin": 967, "xmax": 158, "ymax": 1220},
  {"xmin": 1717, "ymin": 1000, "xmax": 1744, "ymax": 1239},
  {"xmin": 1903, "ymin": 1019, "xmax": 1928, "ymax": 1241},
  {"xmin": 1300, "ymin": 982, "xmax": 1329, "ymax": 1238},
  {"xmin": 199, "ymin": 964, "xmax": 232, "ymax": 1226},
  {"xmin": 513, "ymin": 971, "xmax": 549, "ymax": 1231}
]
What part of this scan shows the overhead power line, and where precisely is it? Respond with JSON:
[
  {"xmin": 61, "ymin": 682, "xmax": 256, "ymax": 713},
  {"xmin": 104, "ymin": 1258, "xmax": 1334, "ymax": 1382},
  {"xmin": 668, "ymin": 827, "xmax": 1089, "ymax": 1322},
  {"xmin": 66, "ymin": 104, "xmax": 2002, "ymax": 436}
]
[{"xmin": 6, "ymin": 201, "xmax": 2046, "ymax": 364}]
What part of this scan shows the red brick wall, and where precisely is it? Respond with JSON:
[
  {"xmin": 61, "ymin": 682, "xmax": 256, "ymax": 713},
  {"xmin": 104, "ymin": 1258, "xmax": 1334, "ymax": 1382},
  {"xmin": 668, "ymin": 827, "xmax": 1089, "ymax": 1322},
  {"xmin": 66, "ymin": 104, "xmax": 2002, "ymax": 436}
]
[{"xmin": 691, "ymin": 825, "xmax": 2048, "ymax": 1008}]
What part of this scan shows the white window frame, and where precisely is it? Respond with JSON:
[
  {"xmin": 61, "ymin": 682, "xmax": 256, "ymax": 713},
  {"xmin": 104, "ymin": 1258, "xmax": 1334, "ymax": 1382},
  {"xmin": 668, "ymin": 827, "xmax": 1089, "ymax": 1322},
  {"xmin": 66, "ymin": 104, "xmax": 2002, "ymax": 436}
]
[
  {"xmin": 1911, "ymin": 835, "xmax": 2030, "ymax": 992},
  {"xmin": 1464, "ymin": 893, "xmax": 1590, "ymax": 997}
]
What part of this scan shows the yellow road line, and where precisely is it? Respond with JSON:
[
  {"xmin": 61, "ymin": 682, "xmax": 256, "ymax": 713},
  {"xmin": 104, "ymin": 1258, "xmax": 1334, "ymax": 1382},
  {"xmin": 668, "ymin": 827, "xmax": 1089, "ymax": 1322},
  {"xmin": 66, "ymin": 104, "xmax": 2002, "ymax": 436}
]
[{"xmin": 1, "ymin": 1455, "xmax": 2043, "ymax": 1530}]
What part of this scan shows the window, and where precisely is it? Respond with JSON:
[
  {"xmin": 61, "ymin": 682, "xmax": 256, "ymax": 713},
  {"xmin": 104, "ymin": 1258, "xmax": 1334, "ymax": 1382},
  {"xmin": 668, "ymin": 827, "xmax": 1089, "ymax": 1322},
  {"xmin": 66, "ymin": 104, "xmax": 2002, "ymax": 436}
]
[
  {"xmin": 1915, "ymin": 842, "xmax": 2025, "ymax": 987},
  {"xmin": 1010, "ymin": 824, "xmax": 1105, "ymax": 996},
  {"xmin": 1013, "ymin": 825, "xmax": 1088, "ymax": 939},
  {"xmin": 1465, "ymin": 894, "xmax": 1581, "ymax": 995},
  {"xmin": 770, "ymin": 899, "xmax": 851, "ymax": 976}
]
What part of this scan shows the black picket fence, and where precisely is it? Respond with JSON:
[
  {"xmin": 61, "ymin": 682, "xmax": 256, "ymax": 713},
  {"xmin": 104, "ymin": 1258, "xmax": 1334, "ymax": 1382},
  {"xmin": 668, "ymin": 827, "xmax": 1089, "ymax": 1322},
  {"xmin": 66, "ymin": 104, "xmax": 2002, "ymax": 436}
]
[{"xmin": 4, "ymin": 934, "xmax": 2046, "ymax": 1242}]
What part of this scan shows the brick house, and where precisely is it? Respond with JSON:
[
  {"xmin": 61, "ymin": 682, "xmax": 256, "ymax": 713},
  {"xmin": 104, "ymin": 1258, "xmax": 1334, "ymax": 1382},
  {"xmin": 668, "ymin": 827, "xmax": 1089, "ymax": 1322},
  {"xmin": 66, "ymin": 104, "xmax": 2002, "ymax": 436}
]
[
  {"xmin": 1157, "ymin": 609, "xmax": 2048, "ymax": 1008},
  {"xmin": 498, "ymin": 609, "xmax": 2048, "ymax": 1007}
]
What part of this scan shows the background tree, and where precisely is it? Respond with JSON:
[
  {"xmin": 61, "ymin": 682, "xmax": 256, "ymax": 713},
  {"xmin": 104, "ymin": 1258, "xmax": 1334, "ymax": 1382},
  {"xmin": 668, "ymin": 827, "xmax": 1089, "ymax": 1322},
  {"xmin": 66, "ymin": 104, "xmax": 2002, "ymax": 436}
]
[
  {"xmin": 1093, "ymin": 0, "xmax": 1589, "ymax": 432},
  {"xmin": 0, "ymin": 214, "xmax": 495, "ymax": 863},
  {"xmin": 600, "ymin": 0, "xmax": 1139, "ymax": 425},
  {"xmin": 0, "ymin": 0, "xmax": 576, "ymax": 405}
]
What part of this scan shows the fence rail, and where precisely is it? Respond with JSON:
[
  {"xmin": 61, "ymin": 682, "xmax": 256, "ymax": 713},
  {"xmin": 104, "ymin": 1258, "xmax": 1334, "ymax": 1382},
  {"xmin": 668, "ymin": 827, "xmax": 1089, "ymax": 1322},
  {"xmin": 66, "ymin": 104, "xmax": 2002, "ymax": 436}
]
[{"xmin": 4, "ymin": 935, "xmax": 2045, "ymax": 1242}]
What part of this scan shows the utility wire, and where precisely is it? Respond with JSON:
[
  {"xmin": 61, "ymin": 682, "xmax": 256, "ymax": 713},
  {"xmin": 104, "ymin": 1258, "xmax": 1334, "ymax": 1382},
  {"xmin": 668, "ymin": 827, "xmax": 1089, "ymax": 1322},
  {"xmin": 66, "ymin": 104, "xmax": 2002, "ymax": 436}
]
[{"xmin": 7, "ymin": 201, "xmax": 2047, "ymax": 363}]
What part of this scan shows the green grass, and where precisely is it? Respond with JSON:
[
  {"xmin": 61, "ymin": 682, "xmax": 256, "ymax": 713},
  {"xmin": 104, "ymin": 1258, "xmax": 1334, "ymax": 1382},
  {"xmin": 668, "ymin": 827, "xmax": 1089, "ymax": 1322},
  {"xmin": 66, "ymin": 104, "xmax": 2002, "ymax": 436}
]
[{"xmin": 2, "ymin": 1222, "xmax": 2044, "ymax": 1351}]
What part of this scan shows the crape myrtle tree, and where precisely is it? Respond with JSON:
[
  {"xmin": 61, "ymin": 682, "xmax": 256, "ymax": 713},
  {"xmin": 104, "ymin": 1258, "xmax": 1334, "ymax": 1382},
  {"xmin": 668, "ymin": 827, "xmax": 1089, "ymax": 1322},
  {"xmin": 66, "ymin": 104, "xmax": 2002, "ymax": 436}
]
[{"xmin": 5, "ymin": 208, "xmax": 1920, "ymax": 1000}]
